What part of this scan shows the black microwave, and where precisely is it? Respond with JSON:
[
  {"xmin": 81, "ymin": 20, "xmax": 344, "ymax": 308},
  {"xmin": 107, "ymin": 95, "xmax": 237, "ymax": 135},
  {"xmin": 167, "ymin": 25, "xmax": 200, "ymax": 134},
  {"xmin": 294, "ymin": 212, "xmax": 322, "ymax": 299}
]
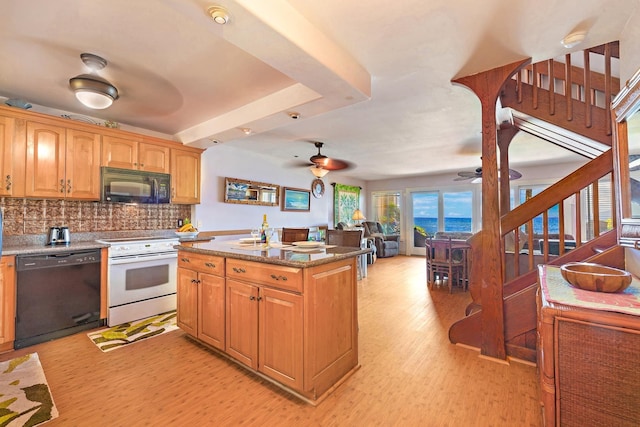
[{"xmin": 101, "ymin": 167, "xmax": 171, "ymax": 204}]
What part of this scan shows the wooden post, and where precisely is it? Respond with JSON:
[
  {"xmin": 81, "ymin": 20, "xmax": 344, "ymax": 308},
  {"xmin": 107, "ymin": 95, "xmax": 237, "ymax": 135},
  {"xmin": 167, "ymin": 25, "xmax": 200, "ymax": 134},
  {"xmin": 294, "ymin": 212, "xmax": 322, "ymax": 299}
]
[{"xmin": 452, "ymin": 58, "xmax": 530, "ymax": 360}]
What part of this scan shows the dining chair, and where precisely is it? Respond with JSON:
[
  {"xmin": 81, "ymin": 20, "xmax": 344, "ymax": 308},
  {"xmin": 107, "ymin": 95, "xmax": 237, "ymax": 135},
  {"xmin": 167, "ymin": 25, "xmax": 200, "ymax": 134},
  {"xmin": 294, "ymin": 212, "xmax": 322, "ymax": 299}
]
[
  {"xmin": 326, "ymin": 229, "xmax": 366, "ymax": 279},
  {"xmin": 281, "ymin": 228, "xmax": 310, "ymax": 243},
  {"xmin": 426, "ymin": 237, "xmax": 466, "ymax": 293}
]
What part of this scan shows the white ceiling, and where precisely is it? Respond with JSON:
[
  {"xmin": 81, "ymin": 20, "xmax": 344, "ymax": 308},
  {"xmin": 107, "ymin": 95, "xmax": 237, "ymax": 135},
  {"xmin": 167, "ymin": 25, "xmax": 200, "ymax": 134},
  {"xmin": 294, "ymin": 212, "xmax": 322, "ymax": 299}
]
[{"xmin": 0, "ymin": 0, "xmax": 637, "ymax": 181}]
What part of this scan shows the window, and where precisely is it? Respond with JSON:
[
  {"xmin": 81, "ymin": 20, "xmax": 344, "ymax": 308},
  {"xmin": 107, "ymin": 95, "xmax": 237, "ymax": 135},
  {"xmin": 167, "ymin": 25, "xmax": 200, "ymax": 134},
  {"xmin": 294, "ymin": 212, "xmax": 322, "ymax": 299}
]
[
  {"xmin": 371, "ymin": 192, "xmax": 401, "ymax": 234},
  {"xmin": 412, "ymin": 190, "xmax": 473, "ymax": 239}
]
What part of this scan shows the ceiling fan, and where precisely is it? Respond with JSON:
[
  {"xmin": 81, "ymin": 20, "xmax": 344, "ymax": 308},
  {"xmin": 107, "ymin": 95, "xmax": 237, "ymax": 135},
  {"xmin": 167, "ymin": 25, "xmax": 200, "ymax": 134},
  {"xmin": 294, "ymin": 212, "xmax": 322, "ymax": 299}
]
[
  {"xmin": 454, "ymin": 166, "xmax": 522, "ymax": 181},
  {"xmin": 307, "ymin": 141, "xmax": 350, "ymax": 171}
]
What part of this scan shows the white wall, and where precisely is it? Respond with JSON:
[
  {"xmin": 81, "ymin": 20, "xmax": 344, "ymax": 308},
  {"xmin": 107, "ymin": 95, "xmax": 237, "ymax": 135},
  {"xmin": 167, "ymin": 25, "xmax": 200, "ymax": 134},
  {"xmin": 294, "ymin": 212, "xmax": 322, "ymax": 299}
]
[
  {"xmin": 620, "ymin": 6, "xmax": 640, "ymax": 83},
  {"xmin": 193, "ymin": 144, "xmax": 365, "ymax": 233}
]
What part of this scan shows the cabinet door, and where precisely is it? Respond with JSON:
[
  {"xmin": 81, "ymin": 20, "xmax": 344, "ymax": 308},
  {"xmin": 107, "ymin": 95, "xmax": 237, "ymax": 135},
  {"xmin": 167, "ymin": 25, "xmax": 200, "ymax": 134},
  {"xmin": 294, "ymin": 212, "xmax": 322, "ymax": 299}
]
[
  {"xmin": 198, "ymin": 272, "xmax": 225, "ymax": 350},
  {"xmin": 0, "ymin": 115, "xmax": 16, "ymax": 197},
  {"xmin": 226, "ymin": 279, "xmax": 259, "ymax": 369},
  {"xmin": 139, "ymin": 143, "xmax": 170, "ymax": 173},
  {"xmin": 102, "ymin": 135, "xmax": 139, "ymax": 170},
  {"xmin": 65, "ymin": 129, "xmax": 101, "ymax": 200},
  {"xmin": 25, "ymin": 121, "xmax": 66, "ymax": 198},
  {"xmin": 171, "ymin": 148, "xmax": 200, "ymax": 204},
  {"xmin": 0, "ymin": 256, "xmax": 16, "ymax": 347},
  {"xmin": 177, "ymin": 267, "xmax": 198, "ymax": 336},
  {"xmin": 259, "ymin": 286, "xmax": 303, "ymax": 390}
]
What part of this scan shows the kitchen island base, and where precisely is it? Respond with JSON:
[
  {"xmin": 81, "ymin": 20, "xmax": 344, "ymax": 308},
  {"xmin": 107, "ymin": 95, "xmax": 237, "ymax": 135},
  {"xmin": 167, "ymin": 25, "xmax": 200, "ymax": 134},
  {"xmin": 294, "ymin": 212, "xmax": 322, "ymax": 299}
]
[{"xmin": 176, "ymin": 242, "xmax": 366, "ymax": 404}]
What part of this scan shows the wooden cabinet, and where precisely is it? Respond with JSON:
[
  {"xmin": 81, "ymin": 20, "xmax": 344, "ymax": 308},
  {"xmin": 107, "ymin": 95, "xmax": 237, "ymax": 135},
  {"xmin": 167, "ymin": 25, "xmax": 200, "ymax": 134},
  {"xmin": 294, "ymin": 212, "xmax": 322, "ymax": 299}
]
[
  {"xmin": 226, "ymin": 272, "xmax": 303, "ymax": 390},
  {"xmin": 0, "ymin": 256, "xmax": 16, "ymax": 352},
  {"xmin": 102, "ymin": 135, "xmax": 170, "ymax": 173},
  {"xmin": 24, "ymin": 121, "xmax": 101, "ymax": 199},
  {"xmin": 0, "ymin": 115, "xmax": 22, "ymax": 197},
  {"xmin": 64, "ymin": 129, "xmax": 101, "ymax": 199},
  {"xmin": 177, "ymin": 252, "xmax": 225, "ymax": 350},
  {"xmin": 537, "ymin": 264, "xmax": 640, "ymax": 426},
  {"xmin": 170, "ymin": 148, "xmax": 201, "ymax": 204},
  {"xmin": 177, "ymin": 249, "xmax": 358, "ymax": 402}
]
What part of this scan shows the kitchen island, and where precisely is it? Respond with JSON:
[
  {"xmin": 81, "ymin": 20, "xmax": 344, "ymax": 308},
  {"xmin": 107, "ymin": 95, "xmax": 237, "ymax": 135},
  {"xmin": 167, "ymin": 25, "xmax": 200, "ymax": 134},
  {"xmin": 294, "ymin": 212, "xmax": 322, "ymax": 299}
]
[{"xmin": 174, "ymin": 240, "xmax": 368, "ymax": 404}]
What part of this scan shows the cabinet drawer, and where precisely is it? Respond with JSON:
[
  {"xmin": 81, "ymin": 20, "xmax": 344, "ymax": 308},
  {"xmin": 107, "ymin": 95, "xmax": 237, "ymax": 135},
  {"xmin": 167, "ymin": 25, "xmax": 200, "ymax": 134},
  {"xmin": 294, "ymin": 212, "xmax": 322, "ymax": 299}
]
[
  {"xmin": 227, "ymin": 259, "xmax": 302, "ymax": 293},
  {"xmin": 178, "ymin": 252, "xmax": 224, "ymax": 276}
]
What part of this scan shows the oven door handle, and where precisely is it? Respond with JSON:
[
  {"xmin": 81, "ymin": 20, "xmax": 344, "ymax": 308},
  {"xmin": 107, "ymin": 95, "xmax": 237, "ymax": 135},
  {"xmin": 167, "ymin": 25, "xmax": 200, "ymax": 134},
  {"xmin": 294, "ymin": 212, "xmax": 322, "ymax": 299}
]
[{"xmin": 109, "ymin": 252, "xmax": 177, "ymax": 265}]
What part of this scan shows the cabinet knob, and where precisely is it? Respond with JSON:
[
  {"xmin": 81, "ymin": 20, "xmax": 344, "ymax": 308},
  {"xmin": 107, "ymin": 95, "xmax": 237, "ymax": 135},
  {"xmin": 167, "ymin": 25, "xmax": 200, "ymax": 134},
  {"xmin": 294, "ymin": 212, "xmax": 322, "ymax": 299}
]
[
  {"xmin": 270, "ymin": 274, "xmax": 288, "ymax": 281},
  {"xmin": 205, "ymin": 262, "xmax": 216, "ymax": 268},
  {"xmin": 181, "ymin": 257, "xmax": 190, "ymax": 263},
  {"xmin": 249, "ymin": 296, "xmax": 256, "ymax": 301},
  {"xmin": 5, "ymin": 175, "xmax": 11, "ymax": 191},
  {"xmin": 190, "ymin": 279, "xmax": 197, "ymax": 284},
  {"xmin": 67, "ymin": 179, "xmax": 72, "ymax": 193},
  {"xmin": 60, "ymin": 179, "xmax": 65, "ymax": 193},
  {"xmin": 232, "ymin": 267, "xmax": 246, "ymax": 273}
]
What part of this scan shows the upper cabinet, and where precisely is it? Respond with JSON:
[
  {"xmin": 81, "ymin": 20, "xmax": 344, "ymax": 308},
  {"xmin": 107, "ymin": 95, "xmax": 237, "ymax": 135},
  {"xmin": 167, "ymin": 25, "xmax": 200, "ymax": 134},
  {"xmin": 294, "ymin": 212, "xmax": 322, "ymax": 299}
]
[
  {"xmin": 0, "ymin": 114, "xmax": 23, "ymax": 197},
  {"xmin": 171, "ymin": 148, "xmax": 201, "ymax": 204},
  {"xmin": 102, "ymin": 136, "xmax": 170, "ymax": 173},
  {"xmin": 1, "ymin": 105, "xmax": 203, "ymax": 204},
  {"xmin": 25, "ymin": 121, "xmax": 101, "ymax": 200}
]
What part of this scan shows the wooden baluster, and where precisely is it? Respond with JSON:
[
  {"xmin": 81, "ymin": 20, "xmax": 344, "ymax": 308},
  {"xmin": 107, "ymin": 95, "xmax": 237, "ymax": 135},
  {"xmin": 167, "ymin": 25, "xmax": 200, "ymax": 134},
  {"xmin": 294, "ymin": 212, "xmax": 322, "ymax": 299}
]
[
  {"xmin": 584, "ymin": 49, "xmax": 592, "ymax": 128},
  {"xmin": 516, "ymin": 70, "xmax": 523, "ymax": 103},
  {"xmin": 558, "ymin": 202, "xmax": 566, "ymax": 255},
  {"xmin": 542, "ymin": 211, "xmax": 549, "ymax": 263},
  {"xmin": 532, "ymin": 63, "xmax": 539, "ymax": 109},
  {"xmin": 548, "ymin": 59, "xmax": 555, "ymax": 116},
  {"xmin": 574, "ymin": 190, "xmax": 582, "ymax": 248},
  {"xmin": 592, "ymin": 181, "xmax": 600, "ymax": 237},
  {"xmin": 604, "ymin": 42, "xmax": 612, "ymax": 136},
  {"xmin": 565, "ymin": 53, "xmax": 573, "ymax": 121}
]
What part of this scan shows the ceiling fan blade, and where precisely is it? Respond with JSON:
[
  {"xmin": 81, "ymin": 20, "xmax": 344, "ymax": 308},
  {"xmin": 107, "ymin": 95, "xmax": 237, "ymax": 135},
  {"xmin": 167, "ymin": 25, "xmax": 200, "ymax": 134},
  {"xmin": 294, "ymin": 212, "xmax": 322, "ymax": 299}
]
[
  {"xmin": 508, "ymin": 169, "xmax": 522, "ymax": 180},
  {"xmin": 323, "ymin": 158, "xmax": 350, "ymax": 170},
  {"xmin": 453, "ymin": 176, "xmax": 473, "ymax": 181},
  {"xmin": 457, "ymin": 171, "xmax": 479, "ymax": 178}
]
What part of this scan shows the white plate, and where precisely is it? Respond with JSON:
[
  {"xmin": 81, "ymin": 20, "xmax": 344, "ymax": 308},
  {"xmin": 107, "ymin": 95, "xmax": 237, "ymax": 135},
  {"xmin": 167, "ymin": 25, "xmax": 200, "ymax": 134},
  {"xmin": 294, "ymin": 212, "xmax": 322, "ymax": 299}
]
[
  {"xmin": 239, "ymin": 237, "xmax": 261, "ymax": 244},
  {"xmin": 292, "ymin": 241, "xmax": 323, "ymax": 248},
  {"xmin": 175, "ymin": 231, "xmax": 199, "ymax": 238}
]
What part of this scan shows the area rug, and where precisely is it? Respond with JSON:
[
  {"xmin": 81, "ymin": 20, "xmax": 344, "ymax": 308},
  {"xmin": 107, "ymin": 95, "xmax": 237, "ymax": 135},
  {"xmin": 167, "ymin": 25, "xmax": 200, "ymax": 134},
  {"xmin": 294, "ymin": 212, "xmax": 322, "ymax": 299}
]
[
  {"xmin": 87, "ymin": 311, "xmax": 178, "ymax": 353},
  {"xmin": 0, "ymin": 353, "xmax": 58, "ymax": 427}
]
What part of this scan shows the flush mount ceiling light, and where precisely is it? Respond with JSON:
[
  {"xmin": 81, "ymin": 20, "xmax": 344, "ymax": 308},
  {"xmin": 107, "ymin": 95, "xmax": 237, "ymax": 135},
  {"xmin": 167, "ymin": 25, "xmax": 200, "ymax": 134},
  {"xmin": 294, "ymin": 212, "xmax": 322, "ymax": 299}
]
[
  {"xmin": 208, "ymin": 6, "xmax": 230, "ymax": 25},
  {"xmin": 561, "ymin": 30, "xmax": 587, "ymax": 49},
  {"xmin": 69, "ymin": 53, "xmax": 119, "ymax": 109}
]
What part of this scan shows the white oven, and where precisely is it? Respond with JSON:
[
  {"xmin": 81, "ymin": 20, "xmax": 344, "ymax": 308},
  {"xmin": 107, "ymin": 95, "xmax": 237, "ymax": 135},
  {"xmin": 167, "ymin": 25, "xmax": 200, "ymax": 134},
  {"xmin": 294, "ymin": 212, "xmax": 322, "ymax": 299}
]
[{"xmin": 97, "ymin": 237, "xmax": 178, "ymax": 326}]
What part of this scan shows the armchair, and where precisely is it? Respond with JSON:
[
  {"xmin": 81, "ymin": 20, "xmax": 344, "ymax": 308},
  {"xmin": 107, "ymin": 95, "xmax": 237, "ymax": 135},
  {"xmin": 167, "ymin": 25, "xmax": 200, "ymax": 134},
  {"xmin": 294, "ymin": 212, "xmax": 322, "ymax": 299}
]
[{"xmin": 363, "ymin": 221, "xmax": 400, "ymax": 258}]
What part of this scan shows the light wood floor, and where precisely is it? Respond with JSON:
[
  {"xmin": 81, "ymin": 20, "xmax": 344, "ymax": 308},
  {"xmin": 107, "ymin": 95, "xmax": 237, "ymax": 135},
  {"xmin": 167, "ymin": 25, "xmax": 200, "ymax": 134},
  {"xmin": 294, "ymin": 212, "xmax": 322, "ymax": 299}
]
[{"xmin": 4, "ymin": 255, "xmax": 541, "ymax": 426}]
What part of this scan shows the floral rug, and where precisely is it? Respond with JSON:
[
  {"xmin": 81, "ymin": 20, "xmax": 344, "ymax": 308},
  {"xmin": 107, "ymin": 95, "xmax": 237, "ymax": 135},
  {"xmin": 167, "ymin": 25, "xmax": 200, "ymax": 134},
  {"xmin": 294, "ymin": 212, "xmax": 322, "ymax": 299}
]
[
  {"xmin": 0, "ymin": 353, "xmax": 58, "ymax": 427},
  {"xmin": 87, "ymin": 311, "xmax": 178, "ymax": 353}
]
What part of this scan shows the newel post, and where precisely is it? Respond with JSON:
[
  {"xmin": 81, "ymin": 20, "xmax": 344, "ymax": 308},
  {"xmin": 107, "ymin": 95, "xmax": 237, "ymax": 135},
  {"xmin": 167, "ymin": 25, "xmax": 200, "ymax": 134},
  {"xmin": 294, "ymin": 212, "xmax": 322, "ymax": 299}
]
[{"xmin": 452, "ymin": 58, "xmax": 530, "ymax": 360}]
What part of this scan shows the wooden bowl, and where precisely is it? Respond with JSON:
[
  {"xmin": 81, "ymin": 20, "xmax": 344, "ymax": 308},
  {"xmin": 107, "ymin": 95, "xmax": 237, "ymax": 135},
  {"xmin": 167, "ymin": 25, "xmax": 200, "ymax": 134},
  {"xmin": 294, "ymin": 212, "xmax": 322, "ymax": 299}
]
[{"xmin": 560, "ymin": 262, "xmax": 633, "ymax": 293}]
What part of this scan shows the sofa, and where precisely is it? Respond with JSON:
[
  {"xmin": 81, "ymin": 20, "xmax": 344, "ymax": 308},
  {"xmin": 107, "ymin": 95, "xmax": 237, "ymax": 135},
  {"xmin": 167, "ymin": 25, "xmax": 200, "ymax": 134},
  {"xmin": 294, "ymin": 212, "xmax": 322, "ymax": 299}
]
[{"xmin": 363, "ymin": 221, "xmax": 400, "ymax": 258}]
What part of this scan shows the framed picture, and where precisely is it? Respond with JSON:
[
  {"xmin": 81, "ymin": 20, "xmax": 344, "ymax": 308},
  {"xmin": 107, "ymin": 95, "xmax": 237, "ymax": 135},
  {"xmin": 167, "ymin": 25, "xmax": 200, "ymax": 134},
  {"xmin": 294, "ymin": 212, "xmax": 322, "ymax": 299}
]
[{"xmin": 282, "ymin": 187, "xmax": 311, "ymax": 211}]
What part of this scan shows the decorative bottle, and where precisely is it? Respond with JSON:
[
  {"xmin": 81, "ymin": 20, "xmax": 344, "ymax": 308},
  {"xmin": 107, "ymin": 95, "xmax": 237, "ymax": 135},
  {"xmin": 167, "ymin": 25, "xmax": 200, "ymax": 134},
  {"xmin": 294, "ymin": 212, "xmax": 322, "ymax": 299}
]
[{"xmin": 260, "ymin": 214, "xmax": 268, "ymax": 244}]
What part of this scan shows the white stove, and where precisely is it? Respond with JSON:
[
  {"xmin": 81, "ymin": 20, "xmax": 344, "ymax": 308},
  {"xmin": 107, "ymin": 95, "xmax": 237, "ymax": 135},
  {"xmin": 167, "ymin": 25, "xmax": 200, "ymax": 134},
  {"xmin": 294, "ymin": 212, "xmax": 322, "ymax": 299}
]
[{"xmin": 97, "ymin": 236, "xmax": 179, "ymax": 326}]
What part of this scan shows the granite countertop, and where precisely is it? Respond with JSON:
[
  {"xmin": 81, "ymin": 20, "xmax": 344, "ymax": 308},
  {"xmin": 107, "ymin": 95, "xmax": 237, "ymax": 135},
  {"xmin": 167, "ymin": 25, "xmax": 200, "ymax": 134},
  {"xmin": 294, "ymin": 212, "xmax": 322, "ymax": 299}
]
[
  {"xmin": 1, "ymin": 230, "xmax": 214, "ymax": 256},
  {"xmin": 176, "ymin": 240, "xmax": 370, "ymax": 268}
]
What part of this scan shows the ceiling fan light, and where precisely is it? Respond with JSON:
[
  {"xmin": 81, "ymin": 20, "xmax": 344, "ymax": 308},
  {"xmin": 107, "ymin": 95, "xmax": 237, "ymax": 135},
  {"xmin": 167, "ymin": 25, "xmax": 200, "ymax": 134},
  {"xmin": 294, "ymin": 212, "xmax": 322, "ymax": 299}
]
[
  {"xmin": 69, "ymin": 73, "xmax": 118, "ymax": 109},
  {"xmin": 561, "ymin": 30, "xmax": 587, "ymax": 49},
  {"xmin": 310, "ymin": 166, "xmax": 329, "ymax": 178},
  {"xmin": 207, "ymin": 6, "xmax": 229, "ymax": 25}
]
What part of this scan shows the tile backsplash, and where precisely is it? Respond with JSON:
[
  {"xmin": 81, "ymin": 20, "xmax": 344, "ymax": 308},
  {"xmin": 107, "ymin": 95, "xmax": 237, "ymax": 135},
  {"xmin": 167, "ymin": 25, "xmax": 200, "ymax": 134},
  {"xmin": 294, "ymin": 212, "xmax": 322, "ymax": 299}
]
[{"xmin": 0, "ymin": 198, "xmax": 191, "ymax": 236}]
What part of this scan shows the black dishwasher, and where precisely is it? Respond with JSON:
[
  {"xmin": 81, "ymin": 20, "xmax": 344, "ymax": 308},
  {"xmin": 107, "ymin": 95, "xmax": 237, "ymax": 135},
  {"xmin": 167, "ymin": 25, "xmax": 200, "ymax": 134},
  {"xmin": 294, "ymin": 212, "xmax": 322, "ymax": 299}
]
[{"xmin": 15, "ymin": 249, "xmax": 102, "ymax": 349}]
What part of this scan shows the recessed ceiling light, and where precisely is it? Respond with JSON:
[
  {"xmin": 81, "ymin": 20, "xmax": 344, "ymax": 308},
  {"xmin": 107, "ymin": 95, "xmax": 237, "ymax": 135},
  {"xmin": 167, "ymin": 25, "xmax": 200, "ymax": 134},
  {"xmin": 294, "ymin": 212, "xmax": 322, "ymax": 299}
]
[
  {"xmin": 207, "ymin": 6, "xmax": 230, "ymax": 25},
  {"xmin": 240, "ymin": 128, "xmax": 252, "ymax": 135}
]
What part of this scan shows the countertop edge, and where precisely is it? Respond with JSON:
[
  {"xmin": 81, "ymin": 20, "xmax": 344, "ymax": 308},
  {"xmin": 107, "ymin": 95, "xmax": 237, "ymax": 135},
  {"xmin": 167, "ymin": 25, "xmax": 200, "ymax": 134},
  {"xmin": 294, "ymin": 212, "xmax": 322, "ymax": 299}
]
[{"xmin": 176, "ymin": 244, "xmax": 370, "ymax": 268}]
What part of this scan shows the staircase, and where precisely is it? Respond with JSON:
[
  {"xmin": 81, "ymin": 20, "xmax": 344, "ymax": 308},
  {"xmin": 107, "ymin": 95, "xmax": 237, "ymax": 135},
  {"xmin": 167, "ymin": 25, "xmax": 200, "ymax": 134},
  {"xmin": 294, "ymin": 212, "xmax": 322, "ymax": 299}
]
[{"xmin": 448, "ymin": 41, "xmax": 620, "ymax": 362}]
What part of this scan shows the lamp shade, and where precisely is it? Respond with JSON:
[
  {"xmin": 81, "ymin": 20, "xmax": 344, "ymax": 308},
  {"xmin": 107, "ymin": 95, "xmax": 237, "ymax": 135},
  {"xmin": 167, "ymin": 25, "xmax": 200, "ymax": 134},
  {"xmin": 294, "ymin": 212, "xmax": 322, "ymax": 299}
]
[
  {"xmin": 352, "ymin": 209, "xmax": 366, "ymax": 221},
  {"xmin": 69, "ymin": 73, "xmax": 119, "ymax": 109},
  {"xmin": 310, "ymin": 166, "xmax": 329, "ymax": 178}
]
